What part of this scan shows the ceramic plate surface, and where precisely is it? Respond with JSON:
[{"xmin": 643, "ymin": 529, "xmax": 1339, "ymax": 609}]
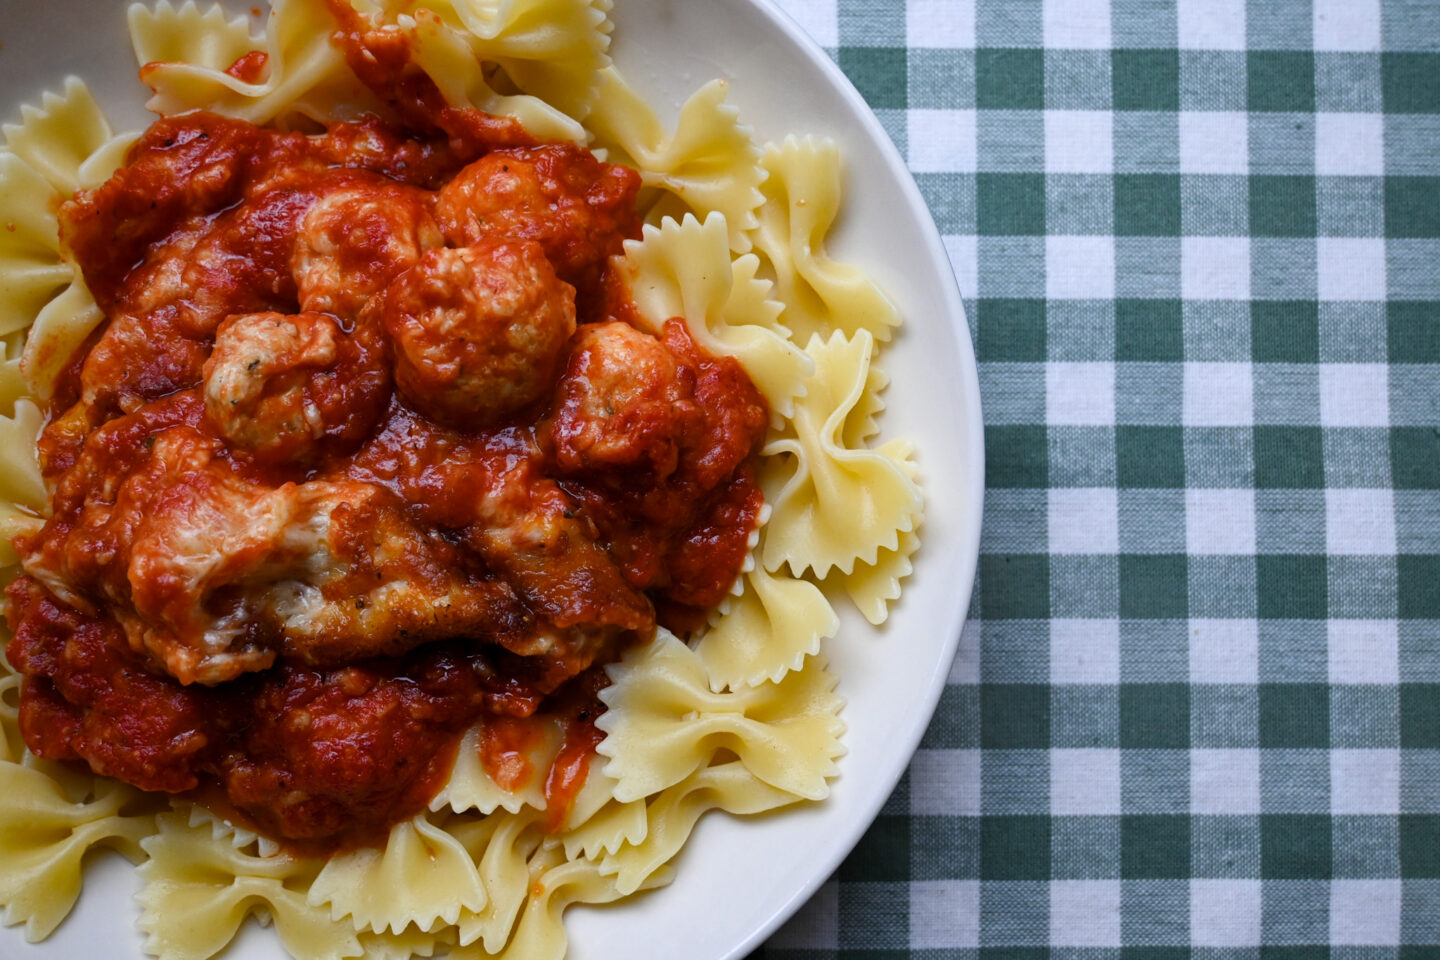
[{"xmin": 0, "ymin": 1, "xmax": 983, "ymax": 957}]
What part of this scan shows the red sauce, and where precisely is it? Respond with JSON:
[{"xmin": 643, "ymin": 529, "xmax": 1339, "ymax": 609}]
[
  {"xmin": 480, "ymin": 714, "xmax": 543, "ymax": 793},
  {"xmin": 225, "ymin": 50, "xmax": 269, "ymax": 84},
  {"xmin": 6, "ymin": 10, "xmax": 769, "ymax": 853},
  {"xmin": 543, "ymin": 669, "xmax": 610, "ymax": 832}
]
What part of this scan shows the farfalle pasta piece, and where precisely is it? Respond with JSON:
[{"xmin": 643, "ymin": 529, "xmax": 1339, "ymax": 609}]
[
  {"xmin": 130, "ymin": 1, "xmax": 260, "ymax": 76},
  {"xmin": 0, "ymin": 764, "xmax": 157, "ymax": 942},
  {"xmin": 21, "ymin": 276, "xmax": 106, "ymax": 401},
  {"xmin": 136, "ymin": 812, "xmax": 360, "ymax": 960},
  {"xmin": 0, "ymin": 354, "xmax": 25, "ymax": 415},
  {"xmin": 308, "ymin": 814, "xmax": 486, "ymax": 934},
  {"xmin": 448, "ymin": 811, "xmax": 547, "ymax": 953},
  {"xmin": 557, "ymin": 793, "xmax": 647, "ymax": 862},
  {"xmin": 180, "ymin": 802, "xmax": 276, "ymax": 856},
  {"xmin": 0, "ymin": 399, "xmax": 47, "ymax": 516},
  {"xmin": 462, "ymin": 841, "xmax": 672, "ymax": 960},
  {"xmin": 431, "ymin": 717, "xmax": 562, "ymax": 816},
  {"xmin": 0, "ymin": 0, "xmax": 929, "ymax": 953},
  {"xmin": 2, "ymin": 79, "xmax": 129, "ymax": 197},
  {"xmin": 695, "ymin": 558, "xmax": 838, "ymax": 690},
  {"xmin": 589, "ymin": 68, "xmax": 764, "ymax": 251},
  {"xmin": 399, "ymin": 12, "xmax": 584, "ymax": 143},
  {"xmin": 595, "ymin": 630, "xmax": 845, "ymax": 803},
  {"xmin": 844, "ymin": 527, "xmax": 921, "ymax": 625},
  {"xmin": 0, "ymin": 669, "xmax": 21, "ymax": 765},
  {"xmin": 761, "ymin": 329, "xmax": 923, "ymax": 579},
  {"xmin": 0, "ymin": 502, "xmax": 40, "ymax": 570},
  {"xmin": 0, "ymin": 80, "xmax": 116, "ymax": 400},
  {"xmin": 0, "ymin": 155, "xmax": 73, "ymax": 342},
  {"xmin": 843, "ymin": 356, "xmax": 891, "ymax": 450},
  {"xmin": 600, "ymin": 760, "xmax": 797, "ymax": 895},
  {"xmin": 750, "ymin": 136, "xmax": 901, "ymax": 345},
  {"xmin": 132, "ymin": 0, "xmax": 378, "ymax": 126},
  {"xmin": 840, "ymin": 440, "xmax": 921, "ymax": 624},
  {"xmin": 356, "ymin": 925, "xmax": 452, "ymax": 959},
  {"xmin": 399, "ymin": 0, "xmax": 609, "ymax": 142},
  {"xmin": 620, "ymin": 212, "xmax": 810, "ymax": 419}
]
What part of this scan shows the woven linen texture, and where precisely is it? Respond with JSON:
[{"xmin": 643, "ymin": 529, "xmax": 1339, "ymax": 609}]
[{"xmin": 756, "ymin": 0, "xmax": 1440, "ymax": 955}]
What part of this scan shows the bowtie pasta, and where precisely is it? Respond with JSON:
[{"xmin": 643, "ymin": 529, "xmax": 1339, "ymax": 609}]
[{"xmin": 0, "ymin": 1, "xmax": 924, "ymax": 957}]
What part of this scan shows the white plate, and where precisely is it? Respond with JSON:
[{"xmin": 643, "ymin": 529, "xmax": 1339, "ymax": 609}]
[{"xmin": 0, "ymin": 1, "xmax": 984, "ymax": 958}]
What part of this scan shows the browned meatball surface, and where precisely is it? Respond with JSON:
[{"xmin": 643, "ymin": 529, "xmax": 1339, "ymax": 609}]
[
  {"xmin": 202, "ymin": 311, "xmax": 390, "ymax": 463},
  {"xmin": 435, "ymin": 144, "xmax": 641, "ymax": 290},
  {"xmin": 379, "ymin": 241, "xmax": 575, "ymax": 427}
]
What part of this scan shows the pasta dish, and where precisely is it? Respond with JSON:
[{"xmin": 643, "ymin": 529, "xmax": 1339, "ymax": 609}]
[{"xmin": 0, "ymin": 0, "xmax": 923, "ymax": 957}]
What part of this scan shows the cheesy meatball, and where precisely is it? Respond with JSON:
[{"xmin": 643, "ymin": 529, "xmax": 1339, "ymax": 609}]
[
  {"xmin": 380, "ymin": 241, "xmax": 575, "ymax": 427},
  {"xmin": 292, "ymin": 182, "xmax": 442, "ymax": 319},
  {"xmin": 545, "ymin": 320, "xmax": 701, "ymax": 478},
  {"xmin": 434, "ymin": 144, "xmax": 641, "ymax": 285},
  {"xmin": 202, "ymin": 311, "xmax": 389, "ymax": 463}
]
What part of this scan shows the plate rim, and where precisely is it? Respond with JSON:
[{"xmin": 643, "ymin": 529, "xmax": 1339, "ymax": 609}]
[{"xmin": 714, "ymin": 0, "xmax": 985, "ymax": 954}]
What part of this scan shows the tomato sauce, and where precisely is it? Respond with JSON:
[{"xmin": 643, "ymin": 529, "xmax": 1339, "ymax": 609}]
[{"xmin": 5, "ymin": 15, "xmax": 769, "ymax": 853}]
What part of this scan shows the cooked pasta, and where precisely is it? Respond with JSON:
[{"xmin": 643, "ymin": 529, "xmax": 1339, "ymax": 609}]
[{"xmin": 0, "ymin": 1, "xmax": 925, "ymax": 957}]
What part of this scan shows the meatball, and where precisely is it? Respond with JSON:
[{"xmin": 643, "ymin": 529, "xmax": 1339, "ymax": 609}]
[
  {"xmin": 544, "ymin": 321, "xmax": 701, "ymax": 478},
  {"xmin": 292, "ymin": 182, "xmax": 442, "ymax": 319},
  {"xmin": 202, "ymin": 311, "xmax": 389, "ymax": 463},
  {"xmin": 434, "ymin": 145, "xmax": 641, "ymax": 286},
  {"xmin": 379, "ymin": 242, "xmax": 575, "ymax": 427}
]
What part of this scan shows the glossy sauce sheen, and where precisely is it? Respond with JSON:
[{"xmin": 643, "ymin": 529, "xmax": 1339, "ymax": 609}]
[{"xmin": 6, "ymin": 35, "xmax": 768, "ymax": 851}]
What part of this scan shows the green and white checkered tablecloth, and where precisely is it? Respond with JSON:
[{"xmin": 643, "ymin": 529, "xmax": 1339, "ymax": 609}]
[{"xmin": 755, "ymin": 0, "xmax": 1439, "ymax": 955}]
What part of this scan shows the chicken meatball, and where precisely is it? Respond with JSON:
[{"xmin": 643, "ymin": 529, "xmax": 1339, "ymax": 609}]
[
  {"xmin": 379, "ymin": 241, "xmax": 575, "ymax": 427},
  {"xmin": 434, "ymin": 145, "xmax": 641, "ymax": 287},
  {"xmin": 544, "ymin": 320, "xmax": 701, "ymax": 478},
  {"xmin": 202, "ymin": 311, "xmax": 389, "ymax": 463},
  {"xmin": 292, "ymin": 182, "xmax": 442, "ymax": 319}
]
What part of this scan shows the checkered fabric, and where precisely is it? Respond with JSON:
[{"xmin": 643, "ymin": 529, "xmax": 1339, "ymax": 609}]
[{"xmin": 755, "ymin": 0, "xmax": 1439, "ymax": 956}]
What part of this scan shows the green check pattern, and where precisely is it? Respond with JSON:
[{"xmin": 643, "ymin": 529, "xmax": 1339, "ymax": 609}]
[{"xmin": 755, "ymin": 0, "xmax": 1440, "ymax": 955}]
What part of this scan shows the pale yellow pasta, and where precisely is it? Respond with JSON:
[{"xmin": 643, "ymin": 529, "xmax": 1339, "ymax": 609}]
[
  {"xmin": 431, "ymin": 719, "xmax": 564, "ymax": 816},
  {"xmin": 131, "ymin": 0, "xmax": 377, "ymax": 126},
  {"xmin": 695, "ymin": 557, "xmax": 838, "ymax": 690},
  {"xmin": 465, "ymin": 841, "xmax": 672, "ymax": 960},
  {"xmin": 0, "ymin": 766, "xmax": 156, "ymax": 943},
  {"xmin": 134, "ymin": 0, "xmax": 609, "ymax": 138},
  {"xmin": 0, "ymin": 352, "xmax": 45, "ymax": 568},
  {"xmin": 135, "ymin": 813, "xmax": 358, "ymax": 960},
  {"xmin": 20, "ymin": 276, "xmax": 106, "ymax": 403},
  {"xmin": 558, "ymin": 765, "xmax": 633, "ymax": 836},
  {"xmin": 308, "ymin": 814, "xmax": 487, "ymax": 935},
  {"xmin": 588, "ymin": 68, "xmax": 765, "ymax": 252},
  {"xmin": 595, "ymin": 630, "xmax": 845, "ymax": 803},
  {"xmin": 761, "ymin": 329, "xmax": 923, "ymax": 579},
  {"xmin": 844, "ymin": 526, "xmax": 921, "ymax": 626},
  {"xmin": 355, "ymin": 925, "xmax": 452, "ymax": 960},
  {"xmin": 599, "ymin": 760, "xmax": 797, "ymax": 896},
  {"xmin": 0, "ymin": 667, "xmax": 21, "ymax": 765},
  {"xmin": 750, "ymin": 135, "xmax": 902, "ymax": 345},
  {"xmin": 0, "ymin": 81, "xmax": 122, "ymax": 401},
  {"xmin": 0, "ymin": 155, "xmax": 73, "ymax": 342},
  {"xmin": 129, "ymin": 1, "xmax": 260, "ymax": 76},
  {"xmin": 557, "ymin": 794, "xmax": 648, "ymax": 863},
  {"xmin": 841, "ymin": 442, "xmax": 921, "ymax": 624},
  {"xmin": 448, "ymin": 811, "xmax": 547, "ymax": 952},
  {"xmin": 0, "ymin": 400, "xmax": 48, "ymax": 515},
  {"xmin": 399, "ymin": 0, "xmax": 610, "ymax": 142},
  {"xmin": 0, "ymin": 0, "xmax": 931, "ymax": 953},
  {"xmin": 3, "ymin": 79, "xmax": 121, "ymax": 198},
  {"xmin": 0, "ymin": 354, "xmax": 26, "ymax": 412},
  {"xmin": 843, "ymin": 354, "xmax": 891, "ymax": 450},
  {"xmin": 619, "ymin": 212, "xmax": 811, "ymax": 420},
  {"xmin": 180, "ymin": 802, "xmax": 277, "ymax": 857}
]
